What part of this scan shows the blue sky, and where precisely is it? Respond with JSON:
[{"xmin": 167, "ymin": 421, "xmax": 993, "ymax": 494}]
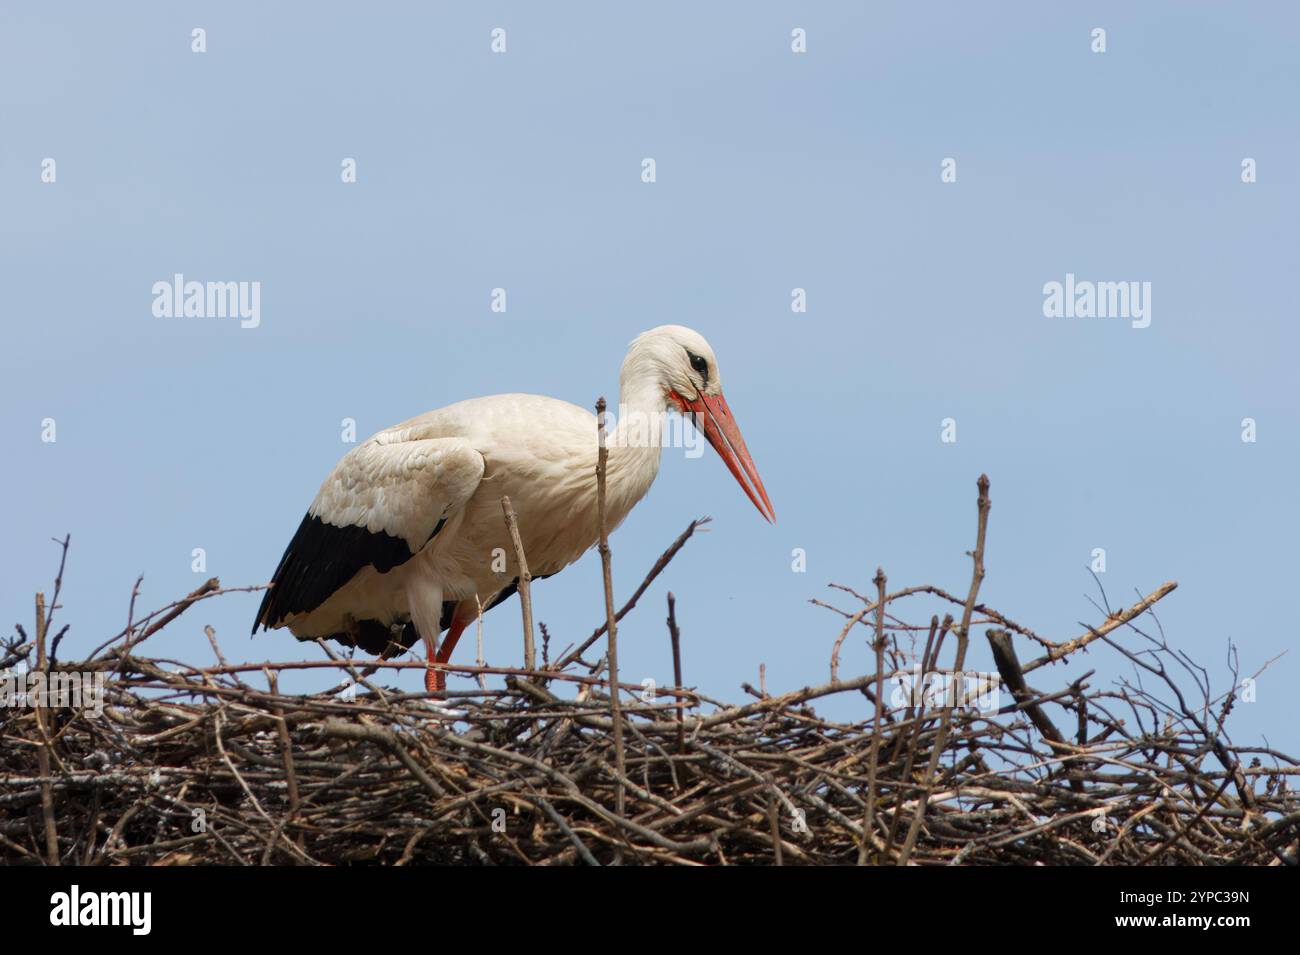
[{"xmin": 3, "ymin": 3, "xmax": 1297, "ymax": 750}]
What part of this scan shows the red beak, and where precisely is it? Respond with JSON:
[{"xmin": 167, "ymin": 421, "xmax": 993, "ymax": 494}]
[{"xmin": 679, "ymin": 391, "xmax": 775, "ymax": 523}]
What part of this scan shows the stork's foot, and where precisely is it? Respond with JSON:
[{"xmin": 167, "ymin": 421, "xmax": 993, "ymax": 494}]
[
  {"xmin": 423, "ymin": 613, "xmax": 469, "ymax": 696},
  {"xmin": 424, "ymin": 665, "xmax": 446, "ymax": 694},
  {"xmin": 420, "ymin": 665, "xmax": 462, "ymax": 717}
]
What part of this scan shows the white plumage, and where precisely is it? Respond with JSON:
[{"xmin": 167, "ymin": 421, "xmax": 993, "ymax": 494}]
[{"xmin": 253, "ymin": 325, "xmax": 773, "ymax": 692}]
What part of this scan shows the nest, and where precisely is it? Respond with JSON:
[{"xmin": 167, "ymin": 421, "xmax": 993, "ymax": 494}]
[{"xmin": 3, "ymin": 477, "xmax": 1297, "ymax": 865}]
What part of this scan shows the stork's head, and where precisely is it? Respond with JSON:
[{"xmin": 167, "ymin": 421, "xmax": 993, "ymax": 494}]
[{"xmin": 623, "ymin": 325, "xmax": 775, "ymax": 523}]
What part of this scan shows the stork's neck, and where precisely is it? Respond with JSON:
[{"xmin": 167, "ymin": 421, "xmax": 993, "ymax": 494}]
[{"xmin": 602, "ymin": 371, "xmax": 669, "ymax": 514}]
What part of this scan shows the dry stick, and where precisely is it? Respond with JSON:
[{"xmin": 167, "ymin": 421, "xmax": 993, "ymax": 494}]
[
  {"xmin": 264, "ymin": 671, "xmax": 302, "ymax": 850},
  {"xmin": 858, "ymin": 567, "xmax": 888, "ymax": 864},
  {"xmin": 595, "ymin": 397, "xmax": 627, "ymax": 820},
  {"xmin": 693, "ymin": 670, "xmax": 887, "ymax": 730},
  {"xmin": 301, "ymin": 657, "xmax": 538, "ymax": 693},
  {"xmin": 986, "ymin": 628, "xmax": 1082, "ymax": 794},
  {"xmin": 317, "ymin": 721, "xmax": 447, "ymax": 800},
  {"xmin": 1019, "ymin": 581, "xmax": 1178, "ymax": 674},
  {"xmin": 889, "ymin": 615, "xmax": 940, "ymax": 764},
  {"xmin": 500, "ymin": 496, "xmax": 535, "ymax": 671},
  {"xmin": 550, "ymin": 516, "xmax": 710, "ymax": 673},
  {"xmin": 831, "ymin": 581, "xmax": 1052, "ymax": 651},
  {"xmin": 211, "ymin": 708, "xmax": 317, "ymax": 866},
  {"xmin": 986, "ymin": 630, "xmax": 1069, "ymax": 752},
  {"xmin": 829, "ymin": 603, "xmax": 871, "ymax": 682},
  {"xmin": 885, "ymin": 614, "xmax": 945, "ymax": 852},
  {"xmin": 767, "ymin": 795, "xmax": 784, "ymax": 866},
  {"xmin": 474, "ymin": 595, "xmax": 488, "ymax": 693},
  {"xmin": 1138, "ymin": 774, "xmax": 1234, "ymax": 866},
  {"xmin": 827, "ymin": 583, "xmax": 1043, "ymax": 679},
  {"xmin": 152, "ymin": 656, "xmax": 701, "ymax": 703},
  {"xmin": 666, "ymin": 593, "xmax": 686, "ymax": 755},
  {"xmin": 87, "ymin": 577, "xmax": 223, "ymax": 661},
  {"xmin": 44, "ymin": 535, "xmax": 71, "ymax": 664},
  {"xmin": 34, "ymin": 592, "xmax": 59, "ymax": 866},
  {"xmin": 898, "ymin": 474, "xmax": 990, "ymax": 866}
]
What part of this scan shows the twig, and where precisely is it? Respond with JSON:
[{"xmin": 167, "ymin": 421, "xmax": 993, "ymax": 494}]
[
  {"xmin": 859, "ymin": 567, "xmax": 888, "ymax": 864},
  {"xmin": 667, "ymin": 593, "xmax": 685, "ymax": 755},
  {"xmin": 550, "ymin": 517, "xmax": 711, "ymax": 673},
  {"xmin": 34, "ymin": 592, "xmax": 59, "ymax": 865},
  {"xmin": 899, "ymin": 474, "xmax": 989, "ymax": 865},
  {"xmin": 500, "ymin": 496, "xmax": 536, "ymax": 671},
  {"xmin": 595, "ymin": 397, "xmax": 627, "ymax": 820},
  {"xmin": 1021, "ymin": 582, "xmax": 1178, "ymax": 674}
]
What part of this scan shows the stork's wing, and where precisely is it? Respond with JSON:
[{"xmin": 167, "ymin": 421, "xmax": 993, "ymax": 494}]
[{"xmin": 253, "ymin": 432, "xmax": 485, "ymax": 632}]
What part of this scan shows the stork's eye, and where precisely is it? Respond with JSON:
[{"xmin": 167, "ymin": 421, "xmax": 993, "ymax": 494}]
[{"xmin": 687, "ymin": 351, "xmax": 709, "ymax": 378}]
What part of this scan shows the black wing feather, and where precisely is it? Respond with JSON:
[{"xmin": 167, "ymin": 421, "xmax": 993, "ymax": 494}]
[{"xmin": 252, "ymin": 513, "xmax": 417, "ymax": 634}]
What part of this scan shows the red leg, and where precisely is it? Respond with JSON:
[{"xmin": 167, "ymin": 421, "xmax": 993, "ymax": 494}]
[
  {"xmin": 425, "ymin": 611, "xmax": 471, "ymax": 693},
  {"xmin": 423, "ymin": 635, "xmax": 443, "ymax": 694}
]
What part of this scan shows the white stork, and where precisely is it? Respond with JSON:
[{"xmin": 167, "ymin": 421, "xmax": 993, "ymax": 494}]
[{"xmin": 252, "ymin": 325, "xmax": 774, "ymax": 693}]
